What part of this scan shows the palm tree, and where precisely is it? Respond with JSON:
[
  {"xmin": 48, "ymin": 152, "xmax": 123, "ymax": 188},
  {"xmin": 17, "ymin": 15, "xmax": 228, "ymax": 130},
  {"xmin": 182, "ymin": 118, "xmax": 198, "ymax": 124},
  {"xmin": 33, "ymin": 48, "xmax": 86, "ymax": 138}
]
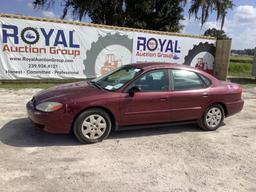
[
  {"xmin": 33, "ymin": 0, "xmax": 233, "ymax": 29},
  {"xmin": 183, "ymin": 0, "xmax": 233, "ymax": 29},
  {"xmin": 33, "ymin": 0, "xmax": 96, "ymax": 21},
  {"xmin": 33, "ymin": 0, "xmax": 124, "ymax": 25}
]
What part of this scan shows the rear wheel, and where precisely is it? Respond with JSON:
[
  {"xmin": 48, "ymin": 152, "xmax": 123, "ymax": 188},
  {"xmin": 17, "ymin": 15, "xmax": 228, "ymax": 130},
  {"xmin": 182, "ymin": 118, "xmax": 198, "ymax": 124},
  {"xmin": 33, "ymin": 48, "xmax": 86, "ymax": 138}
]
[
  {"xmin": 198, "ymin": 104, "xmax": 224, "ymax": 131},
  {"xmin": 73, "ymin": 109, "xmax": 112, "ymax": 144}
]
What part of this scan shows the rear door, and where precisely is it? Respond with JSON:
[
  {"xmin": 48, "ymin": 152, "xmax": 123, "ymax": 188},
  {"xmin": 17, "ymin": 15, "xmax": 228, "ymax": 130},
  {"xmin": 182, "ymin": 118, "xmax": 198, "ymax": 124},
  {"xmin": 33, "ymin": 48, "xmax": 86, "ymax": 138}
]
[
  {"xmin": 169, "ymin": 69, "xmax": 211, "ymax": 121},
  {"xmin": 119, "ymin": 69, "xmax": 171, "ymax": 126}
]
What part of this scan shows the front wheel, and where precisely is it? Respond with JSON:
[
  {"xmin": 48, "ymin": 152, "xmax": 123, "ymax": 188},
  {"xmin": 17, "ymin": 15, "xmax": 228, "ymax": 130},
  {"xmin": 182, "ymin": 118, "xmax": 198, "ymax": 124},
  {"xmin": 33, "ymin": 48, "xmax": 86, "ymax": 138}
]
[
  {"xmin": 73, "ymin": 109, "xmax": 112, "ymax": 144},
  {"xmin": 198, "ymin": 104, "xmax": 224, "ymax": 131}
]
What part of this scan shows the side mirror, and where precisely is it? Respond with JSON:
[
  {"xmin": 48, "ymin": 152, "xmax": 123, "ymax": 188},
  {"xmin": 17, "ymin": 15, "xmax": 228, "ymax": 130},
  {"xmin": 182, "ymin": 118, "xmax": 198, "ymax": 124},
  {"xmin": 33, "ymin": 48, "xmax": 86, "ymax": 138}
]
[{"xmin": 128, "ymin": 86, "xmax": 140, "ymax": 97}]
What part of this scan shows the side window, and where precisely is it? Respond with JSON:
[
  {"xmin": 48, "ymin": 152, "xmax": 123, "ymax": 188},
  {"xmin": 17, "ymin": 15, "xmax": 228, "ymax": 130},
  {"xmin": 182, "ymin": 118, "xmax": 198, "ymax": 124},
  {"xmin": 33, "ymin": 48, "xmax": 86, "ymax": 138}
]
[
  {"xmin": 199, "ymin": 74, "xmax": 212, "ymax": 87},
  {"xmin": 131, "ymin": 69, "xmax": 169, "ymax": 92},
  {"xmin": 172, "ymin": 69, "xmax": 205, "ymax": 91}
]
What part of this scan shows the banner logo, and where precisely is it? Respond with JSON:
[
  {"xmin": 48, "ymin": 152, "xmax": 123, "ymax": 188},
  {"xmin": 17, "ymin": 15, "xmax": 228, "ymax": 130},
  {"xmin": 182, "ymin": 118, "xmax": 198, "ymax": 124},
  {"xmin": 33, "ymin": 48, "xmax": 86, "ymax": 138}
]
[
  {"xmin": 2, "ymin": 24, "xmax": 80, "ymax": 56},
  {"xmin": 21, "ymin": 27, "xmax": 40, "ymax": 45},
  {"xmin": 136, "ymin": 36, "xmax": 181, "ymax": 59}
]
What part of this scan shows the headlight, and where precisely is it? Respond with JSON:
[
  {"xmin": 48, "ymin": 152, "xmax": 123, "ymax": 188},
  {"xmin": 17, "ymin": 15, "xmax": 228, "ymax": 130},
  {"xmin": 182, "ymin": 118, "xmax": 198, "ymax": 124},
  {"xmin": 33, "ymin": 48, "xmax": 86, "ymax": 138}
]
[{"xmin": 36, "ymin": 102, "xmax": 63, "ymax": 112}]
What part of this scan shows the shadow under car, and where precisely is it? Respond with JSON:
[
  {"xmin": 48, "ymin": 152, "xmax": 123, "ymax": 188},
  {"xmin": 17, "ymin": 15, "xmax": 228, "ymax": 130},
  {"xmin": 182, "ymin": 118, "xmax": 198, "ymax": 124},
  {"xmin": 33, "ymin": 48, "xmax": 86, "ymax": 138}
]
[{"xmin": 0, "ymin": 118, "xmax": 212, "ymax": 147}]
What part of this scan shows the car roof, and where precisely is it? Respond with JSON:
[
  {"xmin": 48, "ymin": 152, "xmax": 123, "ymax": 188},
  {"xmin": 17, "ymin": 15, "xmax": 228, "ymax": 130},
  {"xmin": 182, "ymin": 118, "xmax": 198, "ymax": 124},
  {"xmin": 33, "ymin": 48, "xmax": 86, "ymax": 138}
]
[
  {"xmin": 126, "ymin": 62, "xmax": 197, "ymax": 71},
  {"xmin": 125, "ymin": 62, "xmax": 217, "ymax": 81}
]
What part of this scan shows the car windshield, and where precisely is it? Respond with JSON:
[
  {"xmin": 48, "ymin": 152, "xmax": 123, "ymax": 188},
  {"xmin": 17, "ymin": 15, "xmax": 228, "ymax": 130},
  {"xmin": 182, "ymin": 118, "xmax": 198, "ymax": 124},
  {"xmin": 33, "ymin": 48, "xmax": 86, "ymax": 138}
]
[{"xmin": 91, "ymin": 65, "xmax": 142, "ymax": 91}]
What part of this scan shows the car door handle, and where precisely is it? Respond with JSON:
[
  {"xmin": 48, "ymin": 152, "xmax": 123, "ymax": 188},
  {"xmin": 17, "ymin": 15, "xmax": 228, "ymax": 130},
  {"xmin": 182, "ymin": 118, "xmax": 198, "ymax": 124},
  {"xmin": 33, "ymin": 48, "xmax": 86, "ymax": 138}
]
[
  {"xmin": 202, "ymin": 93, "xmax": 209, "ymax": 97},
  {"xmin": 160, "ymin": 97, "xmax": 168, "ymax": 101}
]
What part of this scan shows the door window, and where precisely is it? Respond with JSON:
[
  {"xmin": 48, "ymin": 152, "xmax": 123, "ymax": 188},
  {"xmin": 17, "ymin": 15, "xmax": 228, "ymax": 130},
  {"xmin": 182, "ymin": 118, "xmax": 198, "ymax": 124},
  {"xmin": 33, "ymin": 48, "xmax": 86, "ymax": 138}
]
[
  {"xmin": 172, "ymin": 69, "xmax": 205, "ymax": 91},
  {"xmin": 130, "ymin": 69, "xmax": 169, "ymax": 92},
  {"xmin": 199, "ymin": 74, "xmax": 212, "ymax": 87}
]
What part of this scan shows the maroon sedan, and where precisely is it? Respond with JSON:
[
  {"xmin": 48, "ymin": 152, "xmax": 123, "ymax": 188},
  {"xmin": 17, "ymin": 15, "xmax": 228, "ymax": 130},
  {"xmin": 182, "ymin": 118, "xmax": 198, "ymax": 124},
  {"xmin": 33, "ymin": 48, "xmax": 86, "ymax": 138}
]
[{"xmin": 27, "ymin": 63, "xmax": 244, "ymax": 143}]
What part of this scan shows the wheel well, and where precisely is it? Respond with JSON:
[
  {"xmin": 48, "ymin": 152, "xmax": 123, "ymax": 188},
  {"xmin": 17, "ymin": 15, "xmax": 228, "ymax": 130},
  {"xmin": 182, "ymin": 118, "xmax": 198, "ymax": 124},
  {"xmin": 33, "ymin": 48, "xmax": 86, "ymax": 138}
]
[
  {"xmin": 70, "ymin": 106, "xmax": 116, "ymax": 133},
  {"xmin": 213, "ymin": 102, "xmax": 228, "ymax": 117}
]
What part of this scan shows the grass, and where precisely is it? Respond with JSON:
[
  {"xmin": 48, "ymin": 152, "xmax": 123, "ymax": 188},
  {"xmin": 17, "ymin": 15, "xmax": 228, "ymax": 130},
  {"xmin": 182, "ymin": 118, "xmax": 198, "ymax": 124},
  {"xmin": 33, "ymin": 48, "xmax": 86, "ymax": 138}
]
[
  {"xmin": 228, "ymin": 77, "xmax": 256, "ymax": 88},
  {"xmin": 230, "ymin": 55, "xmax": 253, "ymax": 64},
  {"xmin": 228, "ymin": 55, "xmax": 256, "ymax": 87},
  {"xmin": 0, "ymin": 83, "xmax": 58, "ymax": 90},
  {"xmin": 228, "ymin": 62, "xmax": 252, "ymax": 77},
  {"xmin": 228, "ymin": 55, "xmax": 254, "ymax": 78},
  {"xmin": 0, "ymin": 79, "xmax": 87, "ymax": 90}
]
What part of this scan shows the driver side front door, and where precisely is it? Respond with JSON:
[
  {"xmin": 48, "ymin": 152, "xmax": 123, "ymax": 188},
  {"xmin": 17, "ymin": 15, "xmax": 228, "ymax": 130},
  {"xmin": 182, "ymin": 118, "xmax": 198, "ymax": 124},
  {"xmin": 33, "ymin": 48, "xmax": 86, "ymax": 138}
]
[{"xmin": 119, "ymin": 69, "xmax": 171, "ymax": 126}]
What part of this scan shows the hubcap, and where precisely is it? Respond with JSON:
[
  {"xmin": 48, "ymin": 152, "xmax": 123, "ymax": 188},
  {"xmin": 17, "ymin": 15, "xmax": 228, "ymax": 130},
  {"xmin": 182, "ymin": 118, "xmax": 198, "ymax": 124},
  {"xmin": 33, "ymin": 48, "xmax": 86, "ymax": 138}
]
[
  {"xmin": 205, "ymin": 107, "xmax": 222, "ymax": 128},
  {"xmin": 81, "ymin": 114, "xmax": 107, "ymax": 140}
]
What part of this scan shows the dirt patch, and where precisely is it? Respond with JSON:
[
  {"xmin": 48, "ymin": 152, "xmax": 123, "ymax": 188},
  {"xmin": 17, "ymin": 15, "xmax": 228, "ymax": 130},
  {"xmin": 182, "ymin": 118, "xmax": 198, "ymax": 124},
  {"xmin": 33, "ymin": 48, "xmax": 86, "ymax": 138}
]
[{"xmin": 0, "ymin": 88, "xmax": 255, "ymax": 192}]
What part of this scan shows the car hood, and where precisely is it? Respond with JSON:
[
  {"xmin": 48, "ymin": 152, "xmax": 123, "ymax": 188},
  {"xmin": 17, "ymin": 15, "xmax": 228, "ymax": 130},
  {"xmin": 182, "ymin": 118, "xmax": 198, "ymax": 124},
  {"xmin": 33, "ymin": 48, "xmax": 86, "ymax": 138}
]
[{"xmin": 34, "ymin": 81, "xmax": 104, "ymax": 103}]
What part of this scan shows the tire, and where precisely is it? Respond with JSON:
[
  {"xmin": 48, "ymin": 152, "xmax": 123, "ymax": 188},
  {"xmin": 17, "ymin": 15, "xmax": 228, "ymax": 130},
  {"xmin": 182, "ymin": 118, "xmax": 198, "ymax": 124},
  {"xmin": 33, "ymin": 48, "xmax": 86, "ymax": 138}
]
[
  {"xmin": 73, "ymin": 109, "xmax": 112, "ymax": 144},
  {"xmin": 198, "ymin": 104, "xmax": 224, "ymax": 131}
]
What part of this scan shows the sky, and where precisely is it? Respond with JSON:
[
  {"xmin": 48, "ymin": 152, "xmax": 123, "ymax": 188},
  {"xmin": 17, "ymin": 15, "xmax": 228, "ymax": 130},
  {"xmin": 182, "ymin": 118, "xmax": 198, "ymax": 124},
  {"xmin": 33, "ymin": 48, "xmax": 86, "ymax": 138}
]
[{"xmin": 0, "ymin": 0, "xmax": 255, "ymax": 50}]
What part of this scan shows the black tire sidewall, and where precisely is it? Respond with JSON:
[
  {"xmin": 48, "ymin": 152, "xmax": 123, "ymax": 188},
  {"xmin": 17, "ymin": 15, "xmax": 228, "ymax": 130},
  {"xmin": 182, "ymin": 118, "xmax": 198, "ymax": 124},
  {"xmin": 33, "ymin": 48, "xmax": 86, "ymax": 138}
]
[{"xmin": 73, "ymin": 109, "xmax": 112, "ymax": 143}]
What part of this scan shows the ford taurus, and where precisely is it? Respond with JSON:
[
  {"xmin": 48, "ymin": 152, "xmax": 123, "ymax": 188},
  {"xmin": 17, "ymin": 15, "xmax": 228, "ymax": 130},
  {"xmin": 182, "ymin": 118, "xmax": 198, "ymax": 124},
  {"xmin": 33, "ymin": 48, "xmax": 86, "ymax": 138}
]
[{"xmin": 27, "ymin": 63, "xmax": 244, "ymax": 143}]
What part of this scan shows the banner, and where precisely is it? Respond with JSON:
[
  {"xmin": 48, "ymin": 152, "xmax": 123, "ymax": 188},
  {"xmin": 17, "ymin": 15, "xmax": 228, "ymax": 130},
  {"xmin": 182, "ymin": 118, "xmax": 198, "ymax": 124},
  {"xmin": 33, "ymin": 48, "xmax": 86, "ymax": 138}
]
[{"xmin": 0, "ymin": 16, "xmax": 216, "ymax": 80}]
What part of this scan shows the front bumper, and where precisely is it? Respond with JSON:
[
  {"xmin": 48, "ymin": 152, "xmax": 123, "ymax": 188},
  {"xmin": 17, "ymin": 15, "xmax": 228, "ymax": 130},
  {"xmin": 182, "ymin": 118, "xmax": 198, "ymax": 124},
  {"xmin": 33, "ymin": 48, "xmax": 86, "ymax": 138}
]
[{"xmin": 26, "ymin": 100, "xmax": 72, "ymax": 134}]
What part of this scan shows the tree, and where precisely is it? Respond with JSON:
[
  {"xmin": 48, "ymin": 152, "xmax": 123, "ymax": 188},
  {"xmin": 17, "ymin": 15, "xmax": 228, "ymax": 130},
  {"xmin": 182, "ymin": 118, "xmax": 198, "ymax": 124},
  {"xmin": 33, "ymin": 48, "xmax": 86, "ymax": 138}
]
[
  {"xmin": 183, "ymin": 0, "xmax": 233, "ymax": 29},
  {"xmin": 204, "ymin": 28, "xmax": 229, "ymax": 39},
  {"xmin": 125, "ymin": 0, "xmax": 184, "ymax": 32},
  {"xmin": 33, "ymin": 0, "xmax": 184, "ymax": 32},
  {"xmin": 231, "ymin": 49, "xmax": 256, "ymax": 56},
  {"xmin": 88, "ymin": 0, "xmax": 124, "ymax": 26},
  {"xmin": 33, "ymin": 0, "xmax": 233, "ymax": 31},
  {"xmin": 33, "ymin": 0, "xmax": 125, "ymax": 25}
]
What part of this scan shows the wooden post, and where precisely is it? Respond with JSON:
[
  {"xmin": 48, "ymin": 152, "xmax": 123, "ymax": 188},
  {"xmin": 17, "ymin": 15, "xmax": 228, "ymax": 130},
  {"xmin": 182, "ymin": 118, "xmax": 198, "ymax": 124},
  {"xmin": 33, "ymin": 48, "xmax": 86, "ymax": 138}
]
[{"xmin": 213, "ymin": 39, "xmax": 232, "ymax": 80}]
